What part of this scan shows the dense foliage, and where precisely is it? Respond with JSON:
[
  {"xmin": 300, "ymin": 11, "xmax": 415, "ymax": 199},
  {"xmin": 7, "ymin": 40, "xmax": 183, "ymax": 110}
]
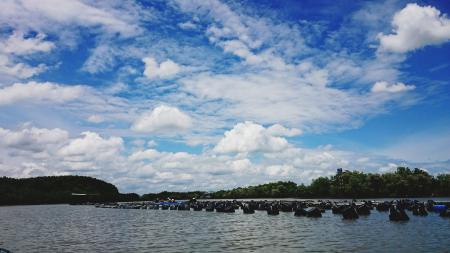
[
  {"xmin": 0, "ymin": 175, "xmax": 139, "ymax": 205},
  {"xmin": 1, "ymin": 167, "xmax": 449, "ymax": 205},
  {"xmin": 211, "ymin": 167, "xmax": 450, "ymax": 199}
]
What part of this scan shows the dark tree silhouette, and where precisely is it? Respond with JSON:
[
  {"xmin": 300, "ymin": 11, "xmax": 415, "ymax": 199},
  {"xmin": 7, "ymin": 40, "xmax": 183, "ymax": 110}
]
[
  {"xmin": 211, "ymin": 167, "xmax": 450, "ymax": 199},
  {"xmin": 0, "ymin": 175, "xmax": 139, "ymax": 205}
]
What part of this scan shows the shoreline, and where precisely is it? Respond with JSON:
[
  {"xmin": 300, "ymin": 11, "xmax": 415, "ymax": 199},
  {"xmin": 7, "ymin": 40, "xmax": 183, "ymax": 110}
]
[{"xmin": 3, "ymin": 197, "xmax": 450, "ymax": 208}]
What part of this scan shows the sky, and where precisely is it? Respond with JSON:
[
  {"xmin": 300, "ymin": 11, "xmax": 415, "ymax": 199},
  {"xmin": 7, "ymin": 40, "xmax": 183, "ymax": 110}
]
[{"xmin": 0, "ymin": 0, "xmax": 450, "ymax": 193}]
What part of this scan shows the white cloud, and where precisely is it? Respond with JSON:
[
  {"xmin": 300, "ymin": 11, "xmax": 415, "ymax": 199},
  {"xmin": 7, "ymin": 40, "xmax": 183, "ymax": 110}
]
[
  {"xmin": 178, "ymin": 21, "xmax": 198, "ymax": 30},
  {"xmin": 87, "ymin": 115, "xmax": 105, "ymax": 123},
  {"xmin": 0, "ymin": 81, "xmax": 84, "ymax": 106},
  {"xmin": 267, "ymin": 124, "xmax": 302, "ymax": 137},
  {"xmin": 0, "ymin": 0, "xmax": 447, "ymax": 193},
  {"xmin": 129, "ymin": 149, "xmax": 161, "ymax": 161},
  {"xmin": 0, "ymin": 125, "xmax": 69, "ymax": 152},
  {"xmin": 371, "ymin": 81, "xmax": 415, "ymax": 93},
  {"xmin": 180, "ymin": 71, "xmax": 400, "ymax": 132},
  {"xmin": 147, "ymin": 140, "xmax": 157, "ymax": 147},
  {"xmin": 0, "ymin": 0, "xmax": 146, "ymax": 79},
  {"xmin": 214, "ymin": 121, "xmax": 290, "ymax": 154},
  {"xmin": 58, "ymin": 131, "xmax": 123, "ymax": 162},
  {"xmin": 0, "ymin": 32, "xmax": 55, "ymax": 55},
  {"xmin": 0, "ymin": 55, "xmax": 47, "ymax": 79},
  {"xmin": 0, "ymin": 31, "xmax": 55, "ymax": 80},
  {"xmin": 173, "ymin": 0, "xmax": 308, "ymax": 70},
  {"xmin": 379, "ymin": 163, "xmax": 398, "ymax": 173},
  {"xmin": 81, "ymin": 44, "xmax": 117, "ymax": 74},
  {"xmin": 131, "ymin": 105, "xmax": 193, "ymax": 133},
  {"xmin": 378, "ymin": 3, "xmax": 450, "ymax": 53},
  {"xmin": 142, "ymin": 57, "xmax": 181, "ymax": 79},
  {"xmin": 0, "ymin": 124, "xmax": 447, "ymax": 193},
  {"xmin": 0, "ymin": 0, "xmax": 140, "ymax": 37}
]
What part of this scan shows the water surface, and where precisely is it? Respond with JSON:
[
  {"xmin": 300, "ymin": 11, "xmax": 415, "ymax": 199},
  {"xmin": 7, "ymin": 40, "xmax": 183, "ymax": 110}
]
[{"xmin": 1, "ymin": 204, "xmax": 449, "ymax": 252}]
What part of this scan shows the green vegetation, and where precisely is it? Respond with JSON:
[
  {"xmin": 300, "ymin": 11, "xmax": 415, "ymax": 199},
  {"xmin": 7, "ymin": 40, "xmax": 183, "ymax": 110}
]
[
  {"xmin": 0, "ymin": 175, "xmax": 139, "ymax": 205},
  {"xmin": 1, "ymin": 167, "xmax": 449, "ymax": 205},
  {"xmin": 211, "ymin": 167, "xmax": 450, "ymax": 199}
]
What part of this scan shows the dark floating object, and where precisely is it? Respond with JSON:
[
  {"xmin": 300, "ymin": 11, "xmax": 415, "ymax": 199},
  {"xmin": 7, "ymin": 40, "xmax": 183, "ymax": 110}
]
[
  {"xmin": 192, "ymin": 205, "xmax": 203, "ymax": 211},
  {"xmin": 389, "ymin": 206, "xmax": 409, "ymax": 221},
  {"xmin": 89, "ymin": 199, "xmax": 450, "ymax": 223},
  {"xmin": 357, "ymin": 204, "xmax": 371, "ymax": 215},
  {"xmin": 216, "ymin": 203, "xmax": 235, "ymax": 213},
  {"xmin": 294, "ymin": 208, "xmax": 307, "ymax": 216},
  {"xmin": 242, "ymin": 204, "xmax": 255, "ymax": 214},
  {"xmin": 267, "ymin": 205, "xmax": 279, "ymax": 215},
  {"xmin": 280, "ymin": 203, "xmax": 293, "ymax": 212},
  {"xmin": 376, "ymin": 202, "xmax": 390, "ymax": 212},
  {"xmin": 177, "ymin": 204, "xmax": 190, "ymax": 211},
  {"xmin": 332, "ymin": 204, "xmax": 348, "ymax": 214},
  {"xmin": 305, "ymin": 207, "xmax": 322, "ymax": 218},
  {"xmin": 342, "ymin": 207, "xmax": 359, "ymax": 220},
  {"xmin": 412, "ymin": 204, "xmax": 428, "ymax": 216}
]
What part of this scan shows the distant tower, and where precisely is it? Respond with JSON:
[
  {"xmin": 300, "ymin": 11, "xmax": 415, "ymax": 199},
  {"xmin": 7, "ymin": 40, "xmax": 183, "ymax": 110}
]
[{"xmin": 336, "ymin": 168, "xmax": 343, "ymax": 197}]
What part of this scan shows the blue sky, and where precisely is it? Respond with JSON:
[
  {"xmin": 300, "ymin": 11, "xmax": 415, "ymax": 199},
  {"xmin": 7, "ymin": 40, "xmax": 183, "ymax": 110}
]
[{"xmin": 0, "ymin": 0, "xmax": 449, "ymax": 193}]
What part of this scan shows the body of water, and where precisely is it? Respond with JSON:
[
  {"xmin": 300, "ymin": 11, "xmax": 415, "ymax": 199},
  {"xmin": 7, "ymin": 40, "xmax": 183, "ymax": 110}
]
[{"xmin": 1, "ymin": 203, "xmax": 449, "ymax": 252}]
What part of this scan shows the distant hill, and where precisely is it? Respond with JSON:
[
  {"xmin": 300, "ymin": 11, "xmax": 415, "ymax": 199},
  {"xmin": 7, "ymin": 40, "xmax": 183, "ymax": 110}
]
[{"xmin": 0, "ymin": 175, "xmax": 138, "ymax": 205}]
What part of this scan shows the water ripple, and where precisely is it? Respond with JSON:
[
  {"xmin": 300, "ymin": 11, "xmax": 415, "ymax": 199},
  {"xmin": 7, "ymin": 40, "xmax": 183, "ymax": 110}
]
[{"xmin": 0, "ymin": 205, "xmax": 450, "ymax": 252}]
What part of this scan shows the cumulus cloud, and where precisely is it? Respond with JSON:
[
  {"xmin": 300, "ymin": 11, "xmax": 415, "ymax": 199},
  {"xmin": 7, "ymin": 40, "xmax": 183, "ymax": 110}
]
[
  {"xmin": 0, "ymin": 125, "xmax": 69, "ymax": 153},
  {"xmin": 0, "ymin": 124, "xmax": 446, "ymax": 193},
  {"xmin": 0, "ymin": 0, "xmax": 447, "ymax": 193},
  {"xmin": 371, "ymin": 81, "xmax": 415, "ymax": 93},
  {"xmin": 142, "ymin": 57, "xmax": 181, "ymax": 79},
  {"xmin": 129, "ymin": 149, "xmax": 161, "ymax": 161},
  {"xmin": 58, "ymin": 131, "xmax": 123, "ymax": 162},
  {"xmin": 0, "ymin": 81, "xmax": 84, "ymax": 106},
  {"xmin": 214, "ymin": 121, "xmax": 291, "ymax": 154},
  {"xmin": 0, "ymin": 125, "xmax": 128, "ymax": 178},
  {"xmin": 132, "ymin": 105, "xmax": 193, "ymax": 133},
  {"xmin": 378, "ymin": 3, "xmax": 450, "ymax": 53}
]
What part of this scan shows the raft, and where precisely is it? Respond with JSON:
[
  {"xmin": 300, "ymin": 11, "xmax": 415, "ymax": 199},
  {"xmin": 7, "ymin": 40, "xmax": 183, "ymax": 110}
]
[
  {"xmin": 158, "ymin": 201, "xmax": 186, "ymax": 205},
  {"xmin": 432, "ymin": 205, "xmax": 447, "ymax": 212}
]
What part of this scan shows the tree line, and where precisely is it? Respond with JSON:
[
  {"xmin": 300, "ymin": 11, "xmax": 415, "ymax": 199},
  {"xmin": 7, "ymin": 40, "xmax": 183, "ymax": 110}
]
[
  {"xmin": 211, "ymin": 167, "xmax": 450, "ymax": 199},
  {"xmin": 0, "ymin": 175, "xmax": 139, "ymax": 205},
  {"xmin": 1, "ymin": 167, "xmax": 449, "ymax": 205}
]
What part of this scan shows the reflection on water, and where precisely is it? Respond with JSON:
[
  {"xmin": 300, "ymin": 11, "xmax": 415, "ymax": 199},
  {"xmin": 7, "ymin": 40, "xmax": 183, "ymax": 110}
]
[{"xmin": 1, "ymin": 204, "xmax": 449, "ymax": 252}]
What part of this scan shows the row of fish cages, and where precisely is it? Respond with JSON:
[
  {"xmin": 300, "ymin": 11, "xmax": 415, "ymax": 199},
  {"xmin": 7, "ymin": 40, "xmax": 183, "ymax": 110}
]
[{"xmin": 93, "ymin": 199, "xmax": 450, "ymax": 221}]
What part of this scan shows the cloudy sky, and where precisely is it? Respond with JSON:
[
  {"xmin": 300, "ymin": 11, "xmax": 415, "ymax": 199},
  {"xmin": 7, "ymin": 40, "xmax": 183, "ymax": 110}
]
[{"xmin": 1, "ymin": 0, "xmax": 449, "ymax": 193}]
